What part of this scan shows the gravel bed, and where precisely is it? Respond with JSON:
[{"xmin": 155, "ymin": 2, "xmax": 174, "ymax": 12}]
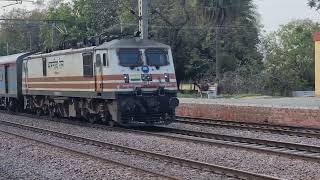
[
  {"xmin": 167, "ymin": 122, "xmax": 320, "ymax": 147},
  {"xmin": 1, "ymin": 113, "xmax": 320, "ymax": 179},
  {"xmin": 0, "ymin": 131, "xmax": 163, "ymax": 180},
  {"xmin": 0, "ymin": 124, "xmax": 228, "ymax": 180}
]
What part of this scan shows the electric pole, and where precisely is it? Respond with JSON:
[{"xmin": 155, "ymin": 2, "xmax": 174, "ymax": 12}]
[
  {"xmin": 138, "ymin": 0, "xmax": 149, "ymax": 40},
  {"xmin": 215, "ymin": 27, "xmax": 221, "ymax": 82}
]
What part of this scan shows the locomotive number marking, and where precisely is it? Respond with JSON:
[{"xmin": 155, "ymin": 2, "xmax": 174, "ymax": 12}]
[{"xmin": 48, "ymin": 59, "xmax": 65, "ymax": 75}]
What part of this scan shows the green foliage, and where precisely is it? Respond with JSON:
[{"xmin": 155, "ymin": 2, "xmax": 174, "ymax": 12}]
[
  {"xmin": 262, "ymin": 19, "xmax": 319, "ymax": 95},
  {"xmin": 41, "ymin": 0, "xmax": 122, "ymax": 49},
  {"xmin": 308, "ymin": 0, "xmax": 320, "ymax": 10},
  {"xmin": 40, "ymin": 3, "xmax": 76, "ymax": 48},
  {"xmin": 0, "ymin": 9, "xmax": 43, "ymax": 54},
  {"xmin": 0, "ymin": 0, "xmax": 263, "ymax": 94},
  {"xmin": 0, "ymin": 42, "xmax": 7, "ymax": 56},
  {"xmin": 146, "ymin": 0, "xmax": 262, "ymax": 84}
]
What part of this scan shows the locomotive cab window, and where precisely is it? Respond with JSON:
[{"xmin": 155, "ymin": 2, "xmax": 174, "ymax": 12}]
[
  {"xmin": 118, "ymin": 49, "xmax": 142, "ymax": 67},
  {"xmin": 103, "ymin": 53, "xmax": 109, "ymax": 67},
  {"xmin": 96, "ymin": 54, "xmax": 102, "ymax": 66},
  {"xmin": 145, "ymin": 49, "xmax": 169, "ymax": 67},
  {"xmin": 83, "ymin": 53, "xmax": 93, "ymax": 77}
]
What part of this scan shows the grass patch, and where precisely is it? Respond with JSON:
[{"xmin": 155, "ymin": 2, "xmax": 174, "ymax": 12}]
[{"xmin": 178, "ymin": 92, "xmax": 275, "ymax": 99}]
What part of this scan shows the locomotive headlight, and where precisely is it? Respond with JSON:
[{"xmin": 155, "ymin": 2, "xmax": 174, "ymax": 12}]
[
  {"xmin": 123, "ymin": 74, "xmax": 129, "ymax": 83},
  {"xmin": 164, "ymin": 73, "xmax": 170, "ymax": 82},
  {"xmin": 141, "ymin": 74, "xmax": 152, "ymax": 81}
]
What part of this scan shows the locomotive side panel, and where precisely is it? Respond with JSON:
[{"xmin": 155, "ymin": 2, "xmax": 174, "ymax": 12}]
[
  {"xmin": 23, "ymin": 49, "xmax": 96, "ymax": 97},
  {"xmin": 21, "ymin": 48, "xmax": 113, "ymax": 123}
]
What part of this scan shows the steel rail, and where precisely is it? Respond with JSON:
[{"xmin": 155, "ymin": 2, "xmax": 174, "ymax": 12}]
[
  {"xmin": 2, "ymin": 112, "xmax": 320, "ymax": 163},
  {"xmin": 152, "ymin": 126, "xmax": 320, "ymax": 161},
  {"xmin": 0, "ymin": 120, "xmax": 279, "ymax": 180},
  {"xmin": 0, "ymin": 129, "xmax": 177, "ymax": 180},
  {"xmin": 2, "ymin": 111, "xmax": 320, "ymax": 162},
  {"xmin": 176, "ymin": 116, "xmax": 320, "ymax": 138},
  {"xmin": 29, "ymin": 116, "xmax": 320, "ymax": 162}
]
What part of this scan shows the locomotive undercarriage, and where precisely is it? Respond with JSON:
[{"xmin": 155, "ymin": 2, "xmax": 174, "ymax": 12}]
[
  {"xmin": 22, "ymin": 95, "xmax": 114, "ymax": 125},
  {"xmin": 19, "ymin": 93, "xmax": 179, "ymax": 126},
  {"xmin": 118, "ymin": 93, "xmax": 179, "ymax": 126}
]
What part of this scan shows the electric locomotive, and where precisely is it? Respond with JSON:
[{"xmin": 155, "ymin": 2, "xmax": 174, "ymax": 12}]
[{"xmin": 0, "ymin": 38, "xmax": 179, "ymax": 126}]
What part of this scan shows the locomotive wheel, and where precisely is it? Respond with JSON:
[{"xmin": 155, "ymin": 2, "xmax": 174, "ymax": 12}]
[
  {"xmin": 88, "ymin": 115, "xmax": 97, "ymax": 124},
  {"xmin": 56, "ymin": 104, "xmax": 64, "ymax": 118},
  {"xmin": 36, "ymin": 108, "xmax": 42, "ymax": 117},
  {"xmin": 43, "ymin": 105, "xmax": 49, "ymax": 116},
  {"xmin": 49, "ymin": 108, "xmax": 55, "ymax": 118},
  {"xmin": 108, "ymin": 120, "xmax": 115, "ymax": 127}
]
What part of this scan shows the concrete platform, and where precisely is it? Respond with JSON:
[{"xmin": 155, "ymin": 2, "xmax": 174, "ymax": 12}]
[{"xmin": 176, "ymin": 97, "xmax": 320, "ymax": 128}]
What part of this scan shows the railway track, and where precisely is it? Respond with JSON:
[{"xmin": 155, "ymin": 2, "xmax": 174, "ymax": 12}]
[
  {"xmin": 35, "ymin": 116, "xmax": 320, "ymax": 162},
  {"xmin": 2, "ymin": 112, "xmax": 320, "ymax": 163},
  {"xmin": 148, "ymin": 126, "xmax": 320, "ymax": 162},
  {"xmin": 176, "ymin": 116, "xmax": 320, "ymax": 139},
  {"xmin": 0, "ymin": 129, "xmax": 176, "ymax": 180},
  {"xmin": 0, "ymin": 119, "xmax": 279, "ymax": 180}
]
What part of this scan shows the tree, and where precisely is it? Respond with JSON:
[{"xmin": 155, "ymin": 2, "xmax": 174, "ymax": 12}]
[
  {"xmin": 194, "ymin": 0, "xmax": 261, "ymax": 81},
  {"xmin": 0, "ymin": 42, "xmax": 7, "ymax": 56},
  {"xmin": 0, "ymin": 0, "xmax": 262, "ymax": 95},
  {"xmin": 144, "ymin": 0, "xmax": 261, "ymax": 86},
  {"xmin": 262, "ymin": 20, "xmax": 319, "ymax": 95},
  {"xmin": 0, "ymin": 9, "xmax": 45, "ymax": 54},
  {"xmin": 308, "ymin": 0, "xmax": 320, "ymax": 10}
]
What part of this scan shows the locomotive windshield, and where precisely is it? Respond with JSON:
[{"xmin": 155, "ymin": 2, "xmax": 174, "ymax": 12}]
[
  {"xmin": 118, "ymin": 49, "xmax": 142, "ymax": 67},
  {"xmin": 145, "ymin": 49, "xmax": 168, "ymax": 66}
]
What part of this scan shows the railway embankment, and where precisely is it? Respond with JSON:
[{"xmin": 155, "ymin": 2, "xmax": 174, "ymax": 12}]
[{"xmin": 176, "ymin": 97, "xmax": 320, "ymax": 129}]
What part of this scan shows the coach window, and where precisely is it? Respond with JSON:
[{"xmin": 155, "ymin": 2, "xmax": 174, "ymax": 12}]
[
  {"xmin": 83, "ymin": 53, "xmax": 93, "ymax": 77},
  {"xmin": 42, "ymin": 58, "xmax": 47, "ymax": 76}
]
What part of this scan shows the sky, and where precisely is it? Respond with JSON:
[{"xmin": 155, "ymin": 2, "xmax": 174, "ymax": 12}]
[
  {"xmin": 0, "ymin": 0, "xmax": 319, "ymax": 33},
  {"xmin": 254, "ymin": 0, "xmax": 319, "ymax": 32}
]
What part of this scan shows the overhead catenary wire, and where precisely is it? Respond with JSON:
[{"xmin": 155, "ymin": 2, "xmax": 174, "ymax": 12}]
[
  {"xmin": 0, "ymin": 0, "xmax": 260, "ymax": 53},
  {"xmin": 0, "ymin": 18, "xmax": 64, "ymax": 22}
]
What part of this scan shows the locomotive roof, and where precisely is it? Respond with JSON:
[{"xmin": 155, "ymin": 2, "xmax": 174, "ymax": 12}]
[
  {"xmin": 96, "ymin": 39, "xmax": 170, "ymax": 50},
  {"xmin": 0, "ymin": 52, "xmax": 29, "ymax": 64},
  {"xmin": 24, "ymin": 39, "xmax": 170, "ymax": 59},
  {"xmin": 27, "ymin": 46, "xmax": 95, "ymax": 59}
]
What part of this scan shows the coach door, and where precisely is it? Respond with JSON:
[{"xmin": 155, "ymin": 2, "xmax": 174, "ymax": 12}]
[{"xmin": 95, "ymin": 54, "xmax": 103, "ymax": 93}]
